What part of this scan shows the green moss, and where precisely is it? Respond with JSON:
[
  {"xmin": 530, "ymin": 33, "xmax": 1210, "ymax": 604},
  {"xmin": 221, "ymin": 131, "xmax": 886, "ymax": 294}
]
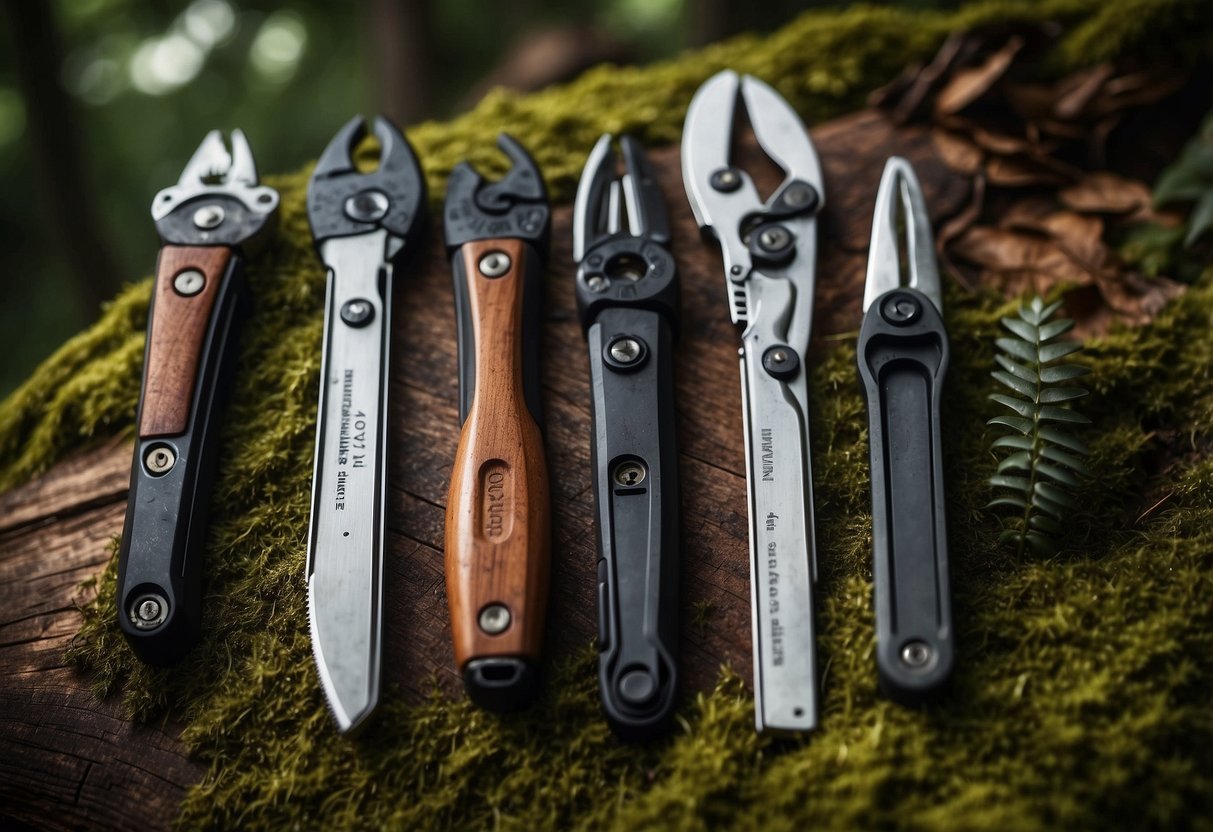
[{"xmin": 1, "ymin": 0, "xmax": 1210, "ymax": 829}]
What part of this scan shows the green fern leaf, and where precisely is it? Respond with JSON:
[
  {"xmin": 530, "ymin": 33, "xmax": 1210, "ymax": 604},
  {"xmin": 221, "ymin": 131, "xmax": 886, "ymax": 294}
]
[{"xmin": 987, "ymin": 295, "xmax": 1091, "ymax": 556}]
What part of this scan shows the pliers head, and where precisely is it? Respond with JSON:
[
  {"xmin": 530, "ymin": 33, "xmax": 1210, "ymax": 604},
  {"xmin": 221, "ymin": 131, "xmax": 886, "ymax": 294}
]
[
  {"xmin": 307, "ymin": 115, "xmax": 427, "ymax": 263},
  {"xmin": 863, "ymin": 157, "xmax": 942, "ymax": 314},
  {"xmin": 681, "ymin": 70, "xmax": 824, "ymax": 324},
  {"xmin": 573, "ymin": 133, "xmax": 677, "ymax": 332},
  {"xmin": 443, "ymin": 134, "xmax": 550, "ymax": 256},
  {"xmin": 151, "ymin": 129, "xmax": 279, "ymax": 252}
]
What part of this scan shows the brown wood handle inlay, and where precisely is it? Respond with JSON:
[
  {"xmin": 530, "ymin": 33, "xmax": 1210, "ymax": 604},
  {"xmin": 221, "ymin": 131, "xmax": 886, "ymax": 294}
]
[
  {"xmin": 139, "ymin": 245, "xmax": 233, "ymax": 438},
  {"xmin": 445, "ymin": 238, "xmax": 550, "ymax": 668}
]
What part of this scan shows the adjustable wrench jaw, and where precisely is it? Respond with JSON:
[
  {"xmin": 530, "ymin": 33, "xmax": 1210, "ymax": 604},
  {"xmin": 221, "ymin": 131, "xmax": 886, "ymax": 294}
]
[{"xmin": 443, "ymin": 133, "xmax": 550, "ymax": 255}]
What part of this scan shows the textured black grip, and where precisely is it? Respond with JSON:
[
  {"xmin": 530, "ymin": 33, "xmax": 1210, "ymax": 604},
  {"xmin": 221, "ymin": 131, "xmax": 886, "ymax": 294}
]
[
  {"xmin": 116, "ymin": 253, "xmax": 246, "ymax": 665},
  {"xmin": 588, "ymin": 306, "xmax": 679, "ymax": 739},
  {"xmin": 857, "ymin": 288, "xmax": 954, "ymax": 703}
]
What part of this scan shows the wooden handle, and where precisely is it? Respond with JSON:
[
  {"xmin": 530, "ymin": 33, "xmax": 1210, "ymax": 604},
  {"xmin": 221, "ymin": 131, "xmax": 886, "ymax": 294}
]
[
  {"xmin": 140, "ymin": 245, "xmax": 233, "ymax": 438},
  {"xmin": 445, "ymin": 238, "xmax": 550, "ymax": 674}
]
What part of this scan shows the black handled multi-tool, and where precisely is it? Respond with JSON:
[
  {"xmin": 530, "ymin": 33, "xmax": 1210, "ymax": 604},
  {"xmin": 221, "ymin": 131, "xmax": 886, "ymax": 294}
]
[
  {"xmin": 573, "ymin": 134, "xmax": 680, "ymax": 739},
  {"xmin": 443, "ymin": 135, "xmax": 552, "ymax": 713},
  {"xmin": 857, "ymin": 157, "xmax": 954, "ymax": 703},
  {"xmin": 117, "ymin": 130, "xmax": 278, "ymax": 664},
  {"xmin": 682, "ymin": 70, "xmax": 824, "ymax": 734},
  {"xmin": 305, "ymin": 116, "xmax": 427, "ymax": 733}
]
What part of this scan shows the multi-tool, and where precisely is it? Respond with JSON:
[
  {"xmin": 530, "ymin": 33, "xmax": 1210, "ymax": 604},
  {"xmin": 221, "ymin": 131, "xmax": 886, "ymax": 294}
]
[
  {"xmin": 682, "ymin": 70, "xmax": 824, "ymax": 733},
  {"xmin": 857, "ymin": 157, "xmax": 954, "ymax": 703},
  {"xmin": 443, "ymin": 135, "xmax": 552, "ymax": 712},
  {"xmin": 305, "ymin": 116, "xmax": 427, "ymax": 733},
  {"xmin": 117, "ymin": 130, "xmax": 278, "ymax": 664},
  {"xmin": 573, "ymin": 134, "xmax": 680, "ymax": 739}
]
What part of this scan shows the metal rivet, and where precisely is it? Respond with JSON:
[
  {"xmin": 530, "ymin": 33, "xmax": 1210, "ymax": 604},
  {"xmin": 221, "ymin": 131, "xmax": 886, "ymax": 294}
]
[
  {"xmin": 900, "ymin": 640, "xmax": 933, "ymax": 668},
  {"xmin": 613, "ymin": 460, "xmax": 647, "ymax": 487},
  {"xmin": 479, "ymin": 604, "xmax": 511, "ymax": 635},
  {"xmin": 193, "ymin": 205, "xmax": 225, "ymax": 229},
  {"xmin": 586, "ymin": 275, "xmax": 609, "ymax": 293},
  {"xmin": 730, "ymin": 265, "xmax": 743, "ymax": 276},
  {"xmin": 144, "ymin": 445, "xmax": 176, "ymax": 475},
  {"xmin": 762, "ymin": 344, "xmax": 800, "ymax": 380},
  {"xmin": 618, "ymin": 669, "xmax": 657, "ymax": 705},
  {"xmin": 340, "ymin": 298, "xmax": 374, "ymax": 327},
  {"xmin": 783, "ymin": 182, "xmax": 816, "ymax": 208},
  {"xmin": 173, "ymin": 269, "xmax": 206, "ymax": 296},
  {"xmin": 478, "ymin": 251, "xmax": 512, "ymax": 277},
  {"xmin": 609, "ymin": 337, "xmax": 642, "ymax": 365},
  {"xmin": 710, "ymin": 167, "xmax": 742, "ymax": 193},
  {"xmin": 881, "ymin": 292, "xmax": 922, "ymax": 326},
  {"xmin": 344, "ymin": 189, "xmax": 389, "ymax": 222},
  {"xmin": 129, "ymin": 593, "xmax": 168, "ymax": 630},
  {"xmin": 758, "ymin": 226, "xmax": 791, "ymax": 252}
]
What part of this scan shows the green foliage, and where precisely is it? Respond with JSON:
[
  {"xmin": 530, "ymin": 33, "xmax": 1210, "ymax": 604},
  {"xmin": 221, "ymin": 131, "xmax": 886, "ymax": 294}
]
[
  {"xmin": 1153, "ymin": 110, "xmax": 1213, "ymax": 247},
  {"xmin": 987, "ymin": 297, "xmax": 1091, "ymax": 556}
]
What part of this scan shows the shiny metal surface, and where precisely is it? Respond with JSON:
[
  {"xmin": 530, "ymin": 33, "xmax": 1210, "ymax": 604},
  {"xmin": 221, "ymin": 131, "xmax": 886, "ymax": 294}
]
[{"xmin": 863, "ymin": 157, "xmax": 942, "ymax": 314}]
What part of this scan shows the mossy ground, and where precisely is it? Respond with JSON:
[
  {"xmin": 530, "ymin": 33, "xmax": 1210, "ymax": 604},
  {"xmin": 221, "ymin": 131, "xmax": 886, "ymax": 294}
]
[{"xmin": 1, "ymin": 1, "xmax": 1211, "ymax": 829}]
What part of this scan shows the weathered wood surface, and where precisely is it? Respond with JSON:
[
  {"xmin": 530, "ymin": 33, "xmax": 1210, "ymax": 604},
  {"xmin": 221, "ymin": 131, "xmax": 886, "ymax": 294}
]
[{"xmin": 0, "ymin": 110, "xmax": 968, "ymax": 828}]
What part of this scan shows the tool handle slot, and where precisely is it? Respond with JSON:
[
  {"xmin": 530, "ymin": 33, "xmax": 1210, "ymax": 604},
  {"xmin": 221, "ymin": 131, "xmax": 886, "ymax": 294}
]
[
  {"xmin": 586, "ymin": 307, "xmax": 679, "ymax": 740},
  {"xmin": 118, "ymin": 245, "xmax": 245, "ymax": 664},
  {"xmin": 446, "ymin": 237, "xmax": 550, "ymax": 712},
  {"xmin": 857, "ymin": 288, "xmax": 954, "ymax": 703}
]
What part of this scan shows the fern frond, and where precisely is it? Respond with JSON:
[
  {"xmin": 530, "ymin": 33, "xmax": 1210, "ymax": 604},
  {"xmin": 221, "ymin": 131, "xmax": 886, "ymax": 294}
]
[{"xmin": 987, "ymin": 296, "xmax": 1091, "ymax": 556}]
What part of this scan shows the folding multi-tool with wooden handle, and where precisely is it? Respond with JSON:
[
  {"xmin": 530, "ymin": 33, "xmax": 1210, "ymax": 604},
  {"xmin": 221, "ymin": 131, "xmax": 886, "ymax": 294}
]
[
  {"xmin": 305, "ymin": 116, "xmax": 427, "ymax": 733},
  {"xmin": 117, "ymin": 130, "xmax": 278, "ymax": 664},
  {"xmin": 443, "ymin": 135, "xmax": 551, "ymax": 713},
  {"xmin": 682, "ymin": 70, "xmax": 825, "ymax": 734},
  {"xmin": 573, "ymin": 134, "xmax": 680, "ymax": 739}
]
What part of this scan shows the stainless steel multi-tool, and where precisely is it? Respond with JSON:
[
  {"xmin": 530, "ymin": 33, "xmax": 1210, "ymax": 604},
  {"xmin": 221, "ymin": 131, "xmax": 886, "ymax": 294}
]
[
  {"xmin": 443, "ymin": 135, "xmax": 551, "ymax": 713},
  {"xmin": 857, "ymin": 157, "xmax": 954, "ymax": 703},
  {"xmin": 573, "ymin": 134, "xmax": 680, "ymax": 739},
  {"xmin": 682, "ymin": 70, "xmax": 824, "ymax": 733},
  {"xmin": 117, "ymin": 130, "xmax": 279, "ymax": 664},
  {"xmin": 305, "ymin": 116, "xmax": 427, "ymax": 733}
]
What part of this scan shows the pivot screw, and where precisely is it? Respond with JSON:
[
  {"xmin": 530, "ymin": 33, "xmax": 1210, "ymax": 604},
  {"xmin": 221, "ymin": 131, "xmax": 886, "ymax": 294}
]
[
  {"xmin": 900, "ymin": 640, "xmax": 933, "ymax": 669},
  {"xmin": 193, "ymin": 205, "xmax": 225, "ymax": 229},
  {"xmin": 144, "ymin": 445, "xmax": 176, "ymax": 475},
  {"xmin": 762, "ymin": 344, "xmax": 800, "ymax": 380},
  {"xmin": 758, "ymin": 226, "xmax": 791, "ymax": 252},
  {"xmin": 173, "ymin": 269, "xmax": 206, "ymax": 296},
  {"xmin": 710, "ymin": 167, "xmax": 742, "ymax": 193},
  {"xmin": 610, "ymin": 337, "xmax": 641, "ymax": 364},
  {"xmin": 881, "ymin": 292, "xmax": 922, "ymax": 326},
  {"xmin": 613, "ymin": 460, "xmax": 647, "ymax": 487},
  {"xmin": 478, "ymin": 251, "xmax": 512, "ymax": 277},
  {"xmin": 340, "ymin": 298, "xmax": 374, "ymax": 327},
  {"xmin": 344, "ymin": 189, "xmax": 389, "ymax": 223},
  {"xmin": 129, "ymin": 593, "xmax": 168, "ymax": 630},
  {"xmin": 479, "ymin": 603, "xmax": 511, "ymax": 635},
  {"xmin": 782, "ymin": 182, "xmax": 817, "ymax": 209},
  {"xmin": 586, "ymin": 275, "xmax": 609, "ymax": 293}
]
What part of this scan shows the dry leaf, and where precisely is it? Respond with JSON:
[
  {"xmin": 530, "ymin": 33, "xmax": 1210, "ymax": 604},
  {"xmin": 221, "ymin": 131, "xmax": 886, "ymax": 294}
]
[
  {"xmin": 1059, "ymin": 172, "xmax": 1152, "ymax": 217},
  {"xmin": 931, "ymin": 128, "xmax": 984, "ymax": 174},
  {"xmin": 935, "ymin": 36, "xmax": 1024, "ymax": 116},
  {"xmin": 985, "ymin": 155, "xmax": 1072, "ymax": 187},
  {"xmin": 1054, "ymin": 63, "xmax": 1116, "ymax": 119}
]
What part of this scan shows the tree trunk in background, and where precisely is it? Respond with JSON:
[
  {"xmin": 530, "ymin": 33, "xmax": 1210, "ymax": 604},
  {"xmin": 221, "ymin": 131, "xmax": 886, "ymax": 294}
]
[
  {"xmin": 3, "ymin": 0, "xmax": 119, "ymax": 316},
  {"xmin": 368, "ymin": 0, "xmax": 434, "ymax": 126}
]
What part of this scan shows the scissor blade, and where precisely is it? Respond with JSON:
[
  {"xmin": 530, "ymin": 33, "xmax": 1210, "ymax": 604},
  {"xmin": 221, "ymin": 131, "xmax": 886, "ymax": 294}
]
[
  {"xmin": 864, "ymin": 157, "xmax": 941, "ymax": 314},
  {"xmin": 681, "ymin": 69, "xmax": 744, "ymax": 230},
  {"xmin": 306, "ymin": 234, "xmax": 391, "ymax": 734}
]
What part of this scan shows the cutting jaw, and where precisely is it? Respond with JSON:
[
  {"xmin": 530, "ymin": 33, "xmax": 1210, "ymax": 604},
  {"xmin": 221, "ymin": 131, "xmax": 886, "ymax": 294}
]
[
  {"xmin": 151, "ymin": 129, "xmax": 278, "ymax": 239},
  {"xmin": 863, "ymin": 156, "xmax": 942, "ymax": 314}
]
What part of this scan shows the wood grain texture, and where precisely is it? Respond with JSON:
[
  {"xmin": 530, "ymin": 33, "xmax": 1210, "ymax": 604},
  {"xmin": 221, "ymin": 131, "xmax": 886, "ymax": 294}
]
[
  {"xmin": 444, "ymin": 237, "xmax": 551, "ymax": 667},
  {"xmin": 139, "ymin": 245, "xmax": 232, "ymax": 438},
  {"xmin": 0, "ymin": 111, "xmax": 971, "ymax": 823}
]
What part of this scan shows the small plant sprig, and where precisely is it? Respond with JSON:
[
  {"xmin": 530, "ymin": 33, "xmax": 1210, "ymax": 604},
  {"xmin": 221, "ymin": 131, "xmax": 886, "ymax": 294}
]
[{"xmin": 988, "ymin": 296, "xmax": 1091, "ymax": 556}]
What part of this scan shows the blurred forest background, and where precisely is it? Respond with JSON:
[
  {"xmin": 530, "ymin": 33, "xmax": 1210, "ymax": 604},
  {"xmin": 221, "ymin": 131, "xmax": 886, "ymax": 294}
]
[{"xmin": 0, "ymin": 0, "xmax": 953, "ymax": 396}]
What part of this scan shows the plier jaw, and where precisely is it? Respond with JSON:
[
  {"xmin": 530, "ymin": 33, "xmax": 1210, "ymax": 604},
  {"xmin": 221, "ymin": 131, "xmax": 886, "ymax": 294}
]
[
  {"xmin": 681, "ymin": 70, "xmax": 824, "ymax": 323},
  {"xmin": 306, "ymin": 115, "xmax": 427, "ymax": 263},
  {"xmin": 151, "ymin": 129, "xmax": 279, "ymax": 253},
  {"xmin": 443, "ymin": 133, "xmax": 550, "ymax": 256},
  {"xmin": 573, "ymin": 133, "xmax": 678, "ymax": 332}
]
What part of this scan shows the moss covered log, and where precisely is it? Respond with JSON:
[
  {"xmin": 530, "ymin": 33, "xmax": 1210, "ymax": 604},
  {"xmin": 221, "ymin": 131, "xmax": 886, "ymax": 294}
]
[{"xmin": 1, "ymin": 0, "xmax": 1211, "ymax": 829}]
